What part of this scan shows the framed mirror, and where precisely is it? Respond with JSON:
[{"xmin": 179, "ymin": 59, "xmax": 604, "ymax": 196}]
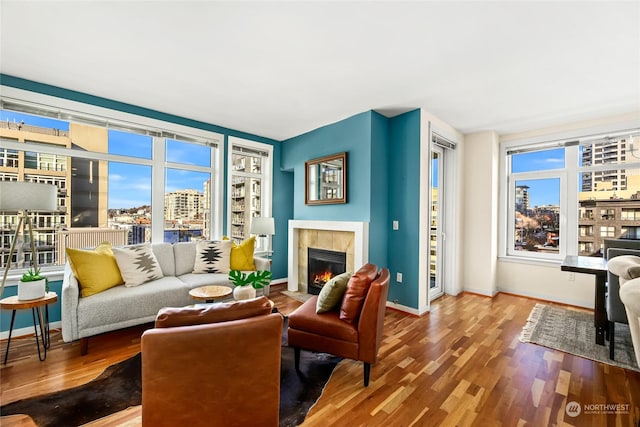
[{"xmin": 305, "ymin": 152, "xmax": 347, "ymax": 205}]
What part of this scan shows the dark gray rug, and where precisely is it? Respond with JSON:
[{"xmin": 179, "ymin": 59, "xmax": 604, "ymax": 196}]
[
  {"xmin": 520, "ymin": 303, "xmax": 639, "ymax": 372},
  {"xmin": 0, "ymin": 319, "xmax": 341, "ymax": 426}
]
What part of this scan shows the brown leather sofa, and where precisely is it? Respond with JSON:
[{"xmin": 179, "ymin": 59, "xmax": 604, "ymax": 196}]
[
  {"xmin": 141, "ymin": 297, "xmax": 283, "ymax": 427},
  {"xmin": 287, "ymin": 264, "xmax": 390, "ymax": 386}
]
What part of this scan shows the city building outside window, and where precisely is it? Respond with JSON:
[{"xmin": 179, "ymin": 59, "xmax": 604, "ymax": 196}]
[
  {"xmin": 227, "ymin": 137, "xmax": 273, "ymax": 253},
  {"xmin": 0, "ymin": 99, "xmax": 222, "ymax": 271}
]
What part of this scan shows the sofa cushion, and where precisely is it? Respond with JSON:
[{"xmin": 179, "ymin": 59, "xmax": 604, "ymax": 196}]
[
  {"xmin": 155, "ymin": 296, "xmax": 273, "ymax": 328},
  {"xmin": 174, "ymin": 242, "xmax": 197, "ymax": 276},
  {"xmin": 77, "ymin": 277, "xmax": 190, "ymax": 332},
  {"xmin": 178, "ymin": 273, "xmax": 232, "ymax": 289},
  {"xmin": 151, "ymin": 243, "xmax": 176, "ymax": 277},
  {"xmin": 316, "ymin": 271, "xmax": 352, "ymax": 313},
  {"xmin": 339, "ymin": 264, "xmax": 378, "ymax": 324},
  {"xmin": 112, "ymin": 244, "xmax": 164, "ymax": 287},
  {"xmin": 225, "ymin": 236, "xmax": 257, "ymax": 271},
  {"xmin": 193, "ymin": 240, "xmax": 232, "ymax": 274},
  {"xmin": 66, "ymin": 242, "xmax": 124, "ymax": 297}
]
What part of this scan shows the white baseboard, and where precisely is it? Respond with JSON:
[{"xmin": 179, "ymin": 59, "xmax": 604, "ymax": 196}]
[
  {"xmin": 270, "ymin": 278, "xmax": 288, "ymax": 286},
  {"xmin": 385, "ymin": 300, "xmax": 430, "ymax": 316},
  {"xmin": 0, "ymin": 320, "xmax": 62, "ymax": 340}
]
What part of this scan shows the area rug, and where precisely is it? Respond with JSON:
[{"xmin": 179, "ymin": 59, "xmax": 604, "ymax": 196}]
[
  {"xmin": 520, "ymin": 303, "xmax": 639, "ymax": 372},
  {"xmin": 0, "ymin": 319, "xmax": 341, "ymax": 427}
]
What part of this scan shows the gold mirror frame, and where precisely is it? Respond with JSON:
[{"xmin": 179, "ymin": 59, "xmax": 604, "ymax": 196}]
[{"xmin": 305, "ymin": 152, "xmax": 347, "ymax": 205}]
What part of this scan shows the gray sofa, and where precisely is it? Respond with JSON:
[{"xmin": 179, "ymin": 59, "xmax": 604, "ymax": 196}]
[{"xmin": 61, "ymin": 241, "xmax": 269, "ymax": 354}]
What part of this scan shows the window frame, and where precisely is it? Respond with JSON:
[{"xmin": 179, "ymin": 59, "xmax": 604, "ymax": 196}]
[
  {"xmin": 0, "ymin": 86, "xmax": 224, "ymax": 274},
  {"xmin": 226, "ymin": 136, "xmax": 273, "ymax": 253},
  {"xmin": 500, "ymin": 123, "xmax": 640, "ymax": 263}
]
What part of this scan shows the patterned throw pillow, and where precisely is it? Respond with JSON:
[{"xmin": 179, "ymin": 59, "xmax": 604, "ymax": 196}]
[
  {"xmin": 193, "ymin": 240, "xmax": 232, "ymax": 274},
  {"xmin": 112, "ymin": 244, "xmax": 164, "ymax": 287}
]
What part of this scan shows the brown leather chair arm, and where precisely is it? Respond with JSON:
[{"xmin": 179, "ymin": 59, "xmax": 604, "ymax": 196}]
[
  {"xmin": 142, "ymin": 313, "xmax": 283, "ymax": 427},
  {"xmin": 358, "ymin": 269, "xmax": 390, "ymax": 363}
]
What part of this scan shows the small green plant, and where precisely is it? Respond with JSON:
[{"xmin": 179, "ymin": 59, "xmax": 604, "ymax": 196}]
[
  {"xmin": 21, "ymin": 268, "xmax": 45, "ymax": 282},
  {"xmin": 21, "ymin": 268, "xmax": 49, "ymax": 292},
  {"xmin": 228, "ymin": 270, "xmax": 272, "ymax": 289}
]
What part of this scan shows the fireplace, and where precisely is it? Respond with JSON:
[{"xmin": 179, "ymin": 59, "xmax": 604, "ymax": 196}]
[{"xmin": 307, "ymin": 248, "xmax": 347, "ymax": 295}]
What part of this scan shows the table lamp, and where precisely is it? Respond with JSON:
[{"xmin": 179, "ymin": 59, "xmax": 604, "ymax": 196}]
[
  {"xmin": 0, "ymin": 181, "xmax": 58, "ymax": 298},
  {"xmin": 250, "ymin": 216, "xmax": 275, "ymax": 258}
]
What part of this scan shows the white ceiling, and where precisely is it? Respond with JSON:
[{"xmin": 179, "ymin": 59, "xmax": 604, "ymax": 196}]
[{"xmin": 1, "ymin": 1, "xmax": 638, "ymax": 141}]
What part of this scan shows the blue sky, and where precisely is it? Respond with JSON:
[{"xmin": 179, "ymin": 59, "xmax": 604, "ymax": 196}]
[{"xmin": 512, "ymin": 148, "xmax": 564, "ymax": 207}]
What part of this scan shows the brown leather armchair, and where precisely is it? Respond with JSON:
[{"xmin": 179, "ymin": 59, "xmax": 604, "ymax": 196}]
[
  {"xmin": 141, "ymin": 297, "xmax": 283, "ymax": 427},
  {"xmin": 287, "ymin": 264, "xmax": 390, "ymax": 386}
]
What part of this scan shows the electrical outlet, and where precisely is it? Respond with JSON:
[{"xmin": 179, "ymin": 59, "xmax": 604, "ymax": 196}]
[
  {"xmin": 396, "ymin": 272, "xmax": 403, "ymax": 283},
  {"xmin": 568, "ymin": 272, "xmax": 575, "ymax": 281}
]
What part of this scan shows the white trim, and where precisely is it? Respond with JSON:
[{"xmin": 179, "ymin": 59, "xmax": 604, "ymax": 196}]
[
  {"xmin": 385, "ymin": 300, "xmax": 430, "ymax": 316},
  {"xmin": 0, "ymin": 321, "xmax": 62, "ymax": 340},
  {"xmin": 287, "ymin": 220, "xmax": 369, "ymax": 292},
  {"xmin": 418, "ymin": 122, "xmax": 430, "ymax": 310}
]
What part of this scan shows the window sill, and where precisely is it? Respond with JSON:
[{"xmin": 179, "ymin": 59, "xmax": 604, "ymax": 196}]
[
  {"xmin": 2, "ymin": 266, "xmax": 65, "ymax": 287},
  {"xmin": 497, "ymin": 255, "xmax": 562, "ymax": 268}
]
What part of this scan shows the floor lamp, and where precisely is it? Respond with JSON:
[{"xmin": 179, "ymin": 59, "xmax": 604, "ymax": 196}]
[
  {"xmin": 0, "ymin": 181, "xmax": 58, "ymax": 299},
  {"xmin": 250, "ymin": 216, "xmax": 275, "ymax": 296}
]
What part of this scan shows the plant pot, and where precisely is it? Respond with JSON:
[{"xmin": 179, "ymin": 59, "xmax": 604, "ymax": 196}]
[
  {"xmin": 233, "ymin": 285, "xmax": 256, "ymax": 301},
  {"xmin": 18, "ymin": 279, "xmax": 46, "ymax": 301}
]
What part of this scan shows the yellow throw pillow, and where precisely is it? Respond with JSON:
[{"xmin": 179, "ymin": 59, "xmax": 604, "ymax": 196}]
[
  {"xmin": 223, "ymin": 236, "xmax": 256, "ymax": 271},
  {"xmin": 66, "ymin": 242, "xmax": 124, "ymax": 297}
]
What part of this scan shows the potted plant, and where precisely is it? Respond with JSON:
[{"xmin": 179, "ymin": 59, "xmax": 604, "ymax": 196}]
[
  {"xmin": 18, "ymin": 268, "xmax": 48, "ymax": 301},
  {"xmin": 228, "ymin": 270, "xmax": 272, "ymax": 301}
]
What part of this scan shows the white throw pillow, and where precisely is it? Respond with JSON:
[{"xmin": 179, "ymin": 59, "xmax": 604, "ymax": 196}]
[
  {"xmin": 112, "ymin": 244, "xmax": 164, "ymax": 287},
  {"xmin": 193, "ymin": 240, "xmax": 232, "ymax": 274}
]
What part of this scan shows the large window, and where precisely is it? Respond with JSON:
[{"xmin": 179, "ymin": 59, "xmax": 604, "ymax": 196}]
[
  {"xmin": 504, "ymin": 129, "xmax": 640, "ymax": 260},
  {"xmin": 227, "ymin": 137, "xmax": 273, "ymax": 253},
  {"xmin": 0, "ymin": 96, "xmax": 222, "ymax": 270}
]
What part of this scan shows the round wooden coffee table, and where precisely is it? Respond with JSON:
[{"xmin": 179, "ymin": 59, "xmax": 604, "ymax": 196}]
[{"xmin": 189, "ymin": 285, "xmax": 233, "ymax": 303}]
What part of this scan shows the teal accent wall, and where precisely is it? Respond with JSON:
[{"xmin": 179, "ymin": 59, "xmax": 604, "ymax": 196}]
[
  {"xmin": 387, "ymin": 110, "xmax": 421, "ymax": 308},
  {"xmin": 0, "ymin": 280, "xmax": 63, "ymax": 333},
  {"xmin": 281, "ymin": 111, "xmax": 374, "ymax": 221},
  {"xmin": 368, "ymin": 112, "xmax": 390, "ymax": 267}
]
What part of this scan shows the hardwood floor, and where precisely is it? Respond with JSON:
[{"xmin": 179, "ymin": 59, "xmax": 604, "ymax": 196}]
[{"xmin": 1, "ymin": 288, "xmax": 639, "ymax": 426}]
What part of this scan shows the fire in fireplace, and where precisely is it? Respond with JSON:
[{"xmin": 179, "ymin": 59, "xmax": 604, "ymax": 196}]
[{"xmin": 307, "ymin": 248, "xmax": 347, "ymax": 295}]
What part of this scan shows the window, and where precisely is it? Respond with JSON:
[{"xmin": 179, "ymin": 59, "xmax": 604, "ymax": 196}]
[
  {"xmin": 504, "ymin": 129, "xmax": 640, "ymax": 260},
  {"xmin": 506, "ymin": 147, "xmax": 564, "ymax": 259},
  {"xmin": 0, "ymin": 99, "xmax": 222, "ymax": 270},
  {"xmin": 227, "ymin": 137, "xmax": 273, "ymax": 253}
]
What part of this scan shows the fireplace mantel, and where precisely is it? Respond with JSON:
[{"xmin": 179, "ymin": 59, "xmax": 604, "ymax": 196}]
[{"xmin": 288, "ymin": 220, "xmax": 369, "ymax": 292}]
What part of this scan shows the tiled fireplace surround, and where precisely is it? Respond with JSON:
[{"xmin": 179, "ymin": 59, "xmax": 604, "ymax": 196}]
[{"xmin": 288, "ymin": 220, "xmax": 369, "ymax": 293}]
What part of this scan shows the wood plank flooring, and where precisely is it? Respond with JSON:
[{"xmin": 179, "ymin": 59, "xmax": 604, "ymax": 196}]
[{"xmin": 1, "ymin": 287, "xmax": 639, "ymax": 426}]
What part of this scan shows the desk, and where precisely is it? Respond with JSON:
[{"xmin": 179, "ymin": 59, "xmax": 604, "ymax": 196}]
[
  {"xmin": 561, "ymin": 256, "xmax": 608, "ymax": 345},
  {"xmin": 1, "ymin": 292, "xmax": 58, "ymax": 364}
]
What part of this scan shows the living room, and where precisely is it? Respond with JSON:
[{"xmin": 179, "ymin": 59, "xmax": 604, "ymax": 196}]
[{"xmin": 1, "ymin": 1, "xmax": 640, "ymax": 426}]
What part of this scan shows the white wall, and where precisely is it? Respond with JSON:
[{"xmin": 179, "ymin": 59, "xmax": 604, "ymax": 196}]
[
  {"xmin": 461, "ymin": 131, "xmax": 500, "ymax": 296},
  {"xmin": 494, "ymin": 112, "xmax": 640, "ymax": 308}
]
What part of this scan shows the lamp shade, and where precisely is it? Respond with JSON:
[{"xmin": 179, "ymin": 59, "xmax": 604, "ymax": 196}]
[
  {"xmin": 0, "ymin": 181, "xmax": 58, "ymax": 212},
  {"xmin": 250, "ymin": 217, "xmax": 275, "ymax": 236}
]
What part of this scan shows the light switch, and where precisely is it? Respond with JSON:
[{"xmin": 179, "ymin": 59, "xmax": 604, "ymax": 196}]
[
  {"xmin": 396, "ymin": 272, "xmax": 403, "ymax": 283},
  {"xmin": 393, "ymin": 220, "xmax": 399, "ymax": 230}
]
